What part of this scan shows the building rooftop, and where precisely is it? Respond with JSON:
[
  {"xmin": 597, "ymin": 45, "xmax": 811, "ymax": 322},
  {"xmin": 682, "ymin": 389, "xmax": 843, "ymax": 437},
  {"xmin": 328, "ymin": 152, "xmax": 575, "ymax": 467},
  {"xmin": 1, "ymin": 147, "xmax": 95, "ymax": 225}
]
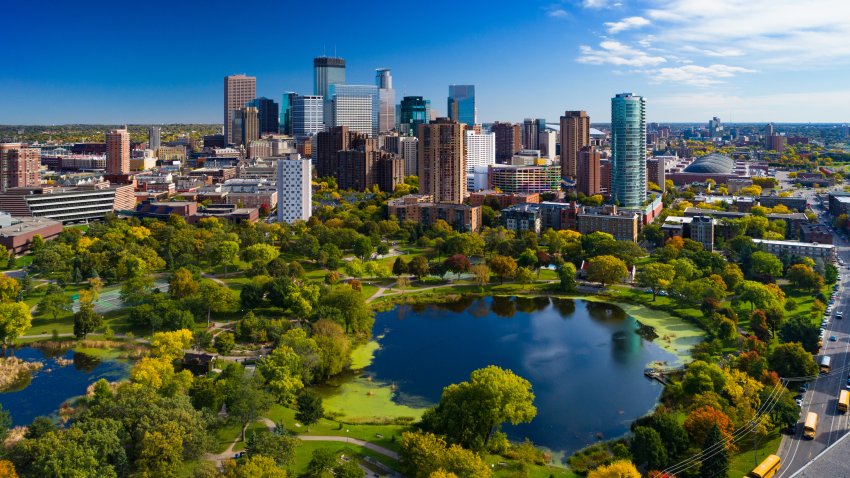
[
  {"xmin": 752, "ymin": 238, "xmax": 835, "ymax": 249},
  {"xmin": 683, "ymin": 153, "xmax": 735, "ymax": 174},
  {"xmin": 0, "ymin": 216, "xmax": 62, "ymax": 237}
]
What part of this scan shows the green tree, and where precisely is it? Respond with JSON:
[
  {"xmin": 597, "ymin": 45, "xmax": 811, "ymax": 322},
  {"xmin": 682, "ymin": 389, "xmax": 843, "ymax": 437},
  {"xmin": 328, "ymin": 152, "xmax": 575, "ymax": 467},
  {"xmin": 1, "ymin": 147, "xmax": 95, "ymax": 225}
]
[
  {"xmin": 36, "ymin": 284, "xmax": 72, "ymax": 320},
  {"xmin": 215, "ymin": 331, "xmax": 236, "ymax": 354},
  {"xmin": 421, "ymin": 366, "xmax": 536, "ymax": 451},
  {"xmin": 737, "ymin": 280, "xmax": 776, "ymax": 311},
  {"xmin": 229, "ymin": 376, "xmax": 273, "ymax": 441},
  {"xmin": 392, "ymin": 256, "xmax": 408, "ymax": 277},
  {"xmin": 636, "ymin": 263, "xmax": 675, "ymax": 301},
  {"xmin": 222, "ymin": 455, "xmax": 288, "ymax": 478},
  {"xmin": 320, "ymin": 285, "xmax": 374, "ymax": 336},
  {"xmin": 409, "ymin": 256, "xmax": 430, "ymax": 280},
  {"xmin": 245, "ymin": 432, "xmax": 299, "ymax": 467},
  {"xmin": 769, "ymin": 342, "xmax": 818, "ymax": 378},
  {"xmin": 305, "ymin": 448, "xmax": 337, "ymax": 477},
  {"xmin": 119, "ymin": 274, "xmax": 155, "ymax": 306},
  {"xmin": 399, "ymin": 431, "xmax": 492, "ymax": 478},
  {"xmin": 651, "ymin": 413, "xmax": 690, "ymax": 461},
  {"xmin": 750, "ymin": 251, "xmax": 784, "ymax": 280},
  {"xmin": 215, "ymin": 240, "xmax": 240, "ymax": 274},
  {"xmin": 780, "ymin": 315, "xmax": 820, "ymax": 352},
  {"xmin": 488, "ymin": 255, "xmax": 517, "ymax": 284},
  {"xmin": 586, "ymin": 255, "xmax": 628, "ymax": 287},
  {"xmin": 515, "ymin": 266, "xmax": 534, "ymax": 289},
  {"xmin": 0, "ymin": 275, "xmax": 21, "ymax": 303},
  {"xmin": 240, "ymin": 243, "xmax": 280, "ymax": 268},
  {"xmin": 353, "ymin": 236, "xmax": 374, "ymax": 260},
  {"xmin": 198, "ymin": 280, "xmax": 238, "ymax": 327},
  {"xmin": 295, "ymin": 391, "xmax": 324, "ymax": 431},
  {"xmin": 630, "ymin": 426, "xmax": 668, "ymax": 470},
  {"xmin": 721, "ymin": 263, "xmax": 744, "ymax": 291},
  {"xmin": 335, "ymin": 459, "xmax": 366, "ymax": 478},
  {"xmin": 257, "ymin": 346, "xmax": 304, "ymax": 404},
  {"xmin": 0, "ymin": 404, "xmax": 9, "ymax": 443},
  {"xmin": 699, "ymin": 425, "xmax": 728, "ymax": 478},
  {"xmin": 73, "ymin": 303, "xmax": 101, "ymax": 339},
  {"xmin": 168, "ymin": 267, "xmax": 199, "ymax": 299},
  {"xmin": 785, "ymin": 263, "xmax": 824, "ymax": 292},
  {"xmin": 558, "ymin": 263, "xmax": 577, "ymax": 293}
]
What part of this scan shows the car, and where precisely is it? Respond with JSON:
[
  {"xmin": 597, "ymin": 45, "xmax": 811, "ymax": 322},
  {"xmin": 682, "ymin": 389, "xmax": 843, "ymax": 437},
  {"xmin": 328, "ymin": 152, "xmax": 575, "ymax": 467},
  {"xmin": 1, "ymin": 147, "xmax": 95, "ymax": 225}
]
[
  {"xmin": 830, "ymin": 336, "xmax": 838, "ymax": 341},
  {"xmin": 838, "ymin": 314, "xmax": 844, "ymax": 320},
  {"xmin": 795, "ymin": 393, "xmax": 804, "ymax": 400},
  {"xmin": 801, "ymin": 382, "xmax": 810, "ymax": 391}
]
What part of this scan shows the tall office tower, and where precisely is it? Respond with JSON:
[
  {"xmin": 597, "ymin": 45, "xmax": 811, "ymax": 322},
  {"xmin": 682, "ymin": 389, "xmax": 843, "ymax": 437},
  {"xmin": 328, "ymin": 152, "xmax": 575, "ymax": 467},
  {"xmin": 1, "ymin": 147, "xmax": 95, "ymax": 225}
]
[
  {"xmin": 315, "ymin": 126, "xmax": 353, "ymax": 178},
  {"xmin": 106, "ymin": 126, "xmax": 130, "ymax": 174},
  {"xmin": 610, "ymin": 93, "xmax": 646, "ymax": 209},
  {"xmin": 291, "ymin": 95, "xmax": 325, "ymax": 138},
  {"xmin": 522, "ymin": 118, "xmax": 538, "ymax": 150},
  {"xmin": 314, "ymin": 56, "xmax": 346, "ymax": 99},
  {"xmin": 233, "ymin": 106, "xmax": 260, "ymax": 146},
  {"xmin": 328, "ymin": 84, "xmax": 379, "ymax": 136},
  {"xmin": 399, "ymin": 96, "xmax": 430, "ymax": 136},
  {"xmin": 418, "ymin": 118, "xmax": 465, "ymax": 204},
  {"xmin": 708, "ymin": 116, "xmax": 722, "ymax": 138},
  {"xmin": 576, "ymin": 145, "xmax": 601, "ymax": 197},
  {"xmin": 559, "ymin": 111, "xmax": 590, "ymax": 179},
  {"xmin": 247, "ymin": 97, "xmax": 280, "ymax": 136},
  {"xmin": 447, "ymin": 85, "xmax": 476, "ymax": 126},
  {"xmin": 765, "ymin": 122, "xmax": 775, "ymax": 137},
  {"xmin": 492, "ymin": 122, "xmax": 522, "ymax": 163},
  {"xmin": 538, "ymin": 130, "xmax": 557, "ymax": 161},
  {"xmin": 0, "ymin": 143, "xmax": 40, "ymax": 191},
  {"xmin": 224, "ymin": 74, "xmax": 256, "ymax": 145},
  {"xmin": 400, "ymin": 136, "xmax": 419, "ymax": 176},
  {"xmin": 276, "ymin": 155, "xmax": 313, "ymax": 224},
  {"xmin": 465, "ymin": 129, "xmax": 495, "ymax": 173},
  {"xmin": 375, "ymin": 69, "xmax": 396, "ymax": 134},
  {"xmin": 279, "ymin": 93, "xmax": 296, "ymax": 135},
  {"xmin": 148, "ymin": 126, "xmax": 161, "ymax": 151}
]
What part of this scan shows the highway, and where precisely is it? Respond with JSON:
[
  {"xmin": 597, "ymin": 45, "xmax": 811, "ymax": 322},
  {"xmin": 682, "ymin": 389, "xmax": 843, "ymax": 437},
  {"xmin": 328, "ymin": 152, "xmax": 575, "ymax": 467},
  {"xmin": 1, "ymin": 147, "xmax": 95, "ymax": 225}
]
[{"xmin": 775, "ymin": 191, "xmax": 850, "ymax": 477}]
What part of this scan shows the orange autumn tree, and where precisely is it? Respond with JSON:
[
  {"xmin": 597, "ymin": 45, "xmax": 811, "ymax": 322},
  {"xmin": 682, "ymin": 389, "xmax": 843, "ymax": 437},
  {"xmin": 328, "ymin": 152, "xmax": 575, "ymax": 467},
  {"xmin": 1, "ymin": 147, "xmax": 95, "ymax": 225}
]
[{"xmin": 684, "ymin": 405, "xmax": 735, "ymax": 451}]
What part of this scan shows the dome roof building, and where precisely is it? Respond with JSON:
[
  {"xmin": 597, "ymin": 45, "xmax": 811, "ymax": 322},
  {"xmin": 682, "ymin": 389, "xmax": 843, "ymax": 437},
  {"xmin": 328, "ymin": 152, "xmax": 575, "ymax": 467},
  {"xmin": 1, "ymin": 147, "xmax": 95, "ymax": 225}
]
[{"xmin": 683, "ymin": 153, "xmax": 735, "ymax": 174}]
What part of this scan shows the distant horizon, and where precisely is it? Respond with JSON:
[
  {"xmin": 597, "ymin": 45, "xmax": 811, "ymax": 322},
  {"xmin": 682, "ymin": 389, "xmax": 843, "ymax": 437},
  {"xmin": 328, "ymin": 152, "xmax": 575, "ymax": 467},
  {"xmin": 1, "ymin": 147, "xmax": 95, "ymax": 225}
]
[{"xmin": 0, "ymin": 121, "xmax": 847, "ymax": 128}]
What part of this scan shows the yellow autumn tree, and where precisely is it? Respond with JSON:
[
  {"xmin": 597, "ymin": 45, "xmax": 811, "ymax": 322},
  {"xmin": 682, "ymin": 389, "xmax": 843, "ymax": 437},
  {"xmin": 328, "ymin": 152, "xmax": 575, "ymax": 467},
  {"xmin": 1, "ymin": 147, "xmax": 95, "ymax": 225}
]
[
  {"xmin": 587, "ymin": 460, "xmax": 641, "ymax": 478},
  {"xmin": 150, "ymin": 329, "xmax": 193, "ymax": 361}
]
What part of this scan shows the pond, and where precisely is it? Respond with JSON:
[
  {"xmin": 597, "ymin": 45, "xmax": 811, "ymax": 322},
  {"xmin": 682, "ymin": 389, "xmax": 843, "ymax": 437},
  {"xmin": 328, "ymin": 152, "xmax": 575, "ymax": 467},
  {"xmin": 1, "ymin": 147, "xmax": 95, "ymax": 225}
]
[
  {"xmin": 0, "ymin": 347, "xmax": 130, "ymax": 426},
  {"xmin": 357, "ymin": 296, "xmax": 679, "ymax": 456}
]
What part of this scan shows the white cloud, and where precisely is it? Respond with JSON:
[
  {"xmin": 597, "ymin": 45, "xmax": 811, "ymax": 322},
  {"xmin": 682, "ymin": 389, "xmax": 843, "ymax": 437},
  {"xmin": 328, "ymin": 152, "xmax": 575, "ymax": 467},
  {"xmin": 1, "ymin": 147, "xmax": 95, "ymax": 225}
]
[
  {"xmin": 547, "ymin": 7, "xmax": 569, "ymax": 18},
  {"xmin": 578, "ymin": 41, "xmax": 667, "ymax": 67},
  {"xmin": 605, "ymin": 16, "xmax": 650, "ymax": 34},
  {"xmin": 583, "ymin": 0, "xmax": 608, "ymax": 8},
  {"xmin": 651, "ymin": 64, "xmax": 756, "ymax": 86}
]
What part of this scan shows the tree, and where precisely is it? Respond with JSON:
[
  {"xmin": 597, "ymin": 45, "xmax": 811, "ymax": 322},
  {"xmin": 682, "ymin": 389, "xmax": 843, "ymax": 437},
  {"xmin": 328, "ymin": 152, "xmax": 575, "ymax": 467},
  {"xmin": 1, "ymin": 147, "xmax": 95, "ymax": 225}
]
[
  {"xmin": 444, "ymin": 254, "xmax": 471, "ymax": 278},
  {"xmin": 198, "ymin": 280, "xmax": 238, "ymax": 327},
  {"xmin": 684, "ymin": 406, "xmax": 734, "ymax": 447},
  {"xmin": 215, "ymin": 241, "xmax": 240, "ymax": 274},
  {"xmin": 399, "ymin": 431, "xmax": 492, "ymax": 478},
  {"xmin": 245, "ymin": 432, "xmax": 299, "ymax": 467},
  {"xmin": 0, "ymin": 302, "xmax": 31, "ymax": 353},
  {"xmin": 119, "ymin": 274, "xmax": 155, "ymax": 305},
  {"xmin": 267, "ymin": 276, "xmax": 319, "ymax": 318},
  {"xmin": 73, "ymin": 303, "xmax": 101, "ymax": 339},
  {"xmin": 786, "ymin": 264, "xmax": 824, "ymax": 292},
  {"xmin": 651, "ymin": 413, "xmax": 690, "ymax": 461},
  {"xmin": 295, "ymin": 391, "xmax": 324, "ymax": 431},
  {"xmin": 215, "ymin": 331, "xmax": 236, "ymax": 355},
  {"xmin": 353, "ymin": 236, "xmax": 374, "ymax": 260},
  {"xmin": 150, "ymin": 329, "xmax": 193, "ymax": 360},
  {"xmin": 637, "ymin": 263, "xmax": 675, "ymax": 301},
  {"xmin": 699, "ymin": 425, "xmax": 728, "ymax": 478},
  {"xmin": 335, "ymin": 459, "xmax": 366, "ymax": 478},
  {"xmin": 36, "ymin": 284, "xmax": 72, "ymax": 320},
  {"xmin": 721, "ymin": 263, "xmax": 744, "ymax": 291},
  {"xmin": 515, "ymin": 267, "xmax": 534, "ymax": 289},
  {"xmin": 587, "ymin": 461, "xmax": 640, "ymax": 478},
  {"xmin": 305, "ymin": 448, "xmax": 337, "ymax": 477},
  {"xmin": 392, "ymin": 257, "xmax": 408, "ymax": 277},
  {"xmin": 737, "ymin": 280, "xmax": 777, "ymax": 311},
  {"xmin": 0, "ymin": 403, "xmax": 11, "ymax": 442},
  {"xmin": 222, "ymin": 455, "xmax": 288, "ymax": 478},
  {"xmin": 558, "ymin": 263, "xmax": 577, "ymax": 293},
  {"xmin": 229, "ymin": 376, "xmax": 274, "ymax": 441},
  {"xmin": 489, "ymin": 255, "xmax": 517, "ymax": 284},
  {"xmin": 0, "ymin": 461, "xmax": 17, "ymax": 478},
  {"xmin": 769, "ymin": 342, "xmax": 818, "ymax": 378},
  {"xmin": 631, "ymin": 426, "xmax": 667, "ymax": 470},
  {"xmin": 470, "ymin": 264, "xmax": 490, "ymax": 287},
  {"xmin": 320, "ymin": 285, "xmax": 374, "ymax": 336},
  {"xmin": 0, "ymin": 275, "xmax": 21, "ymax": 303},
  {"xmin": 168, "ymin": 268, "xmax": 199, "ymax": 299},
  {"xmin": 257, "ymin": 346, "xmax": 304, "ymax": 404},
  {"xmin": 750, "ymin": 251, "xmax": 783, "ymax": 280},
  {"xmin": 750, "ymin": 310, "xmax": 771, "ymax": 342},
  {"xmin": 586, "ymin": 255, "xmax": 628, "ymax": 287},
  {"xmin": 421, "ymin": 366, "xmax": 536, "ymax": 451},
  {"xmin": 780, "ymin": 315, "xmax": 820, "ymax": 352},
  {"xmin": 409, "ymin": 256, "xmax": 430, "ymax": 280},
  {"xmin": 240, "ymin": 243, "xmax": 280, "ymax": 268}
]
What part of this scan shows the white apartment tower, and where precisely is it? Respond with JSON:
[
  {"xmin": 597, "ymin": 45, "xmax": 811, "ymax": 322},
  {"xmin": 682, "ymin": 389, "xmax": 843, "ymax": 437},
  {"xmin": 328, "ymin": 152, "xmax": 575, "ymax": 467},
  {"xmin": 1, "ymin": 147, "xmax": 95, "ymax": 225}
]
[
  {"xmin": 465, "ymin": 129, "xmax": 495, "ymax": 190},
  {"xmin": 276, "ymin": 155, "xmax": 312, "ymax": 224}
]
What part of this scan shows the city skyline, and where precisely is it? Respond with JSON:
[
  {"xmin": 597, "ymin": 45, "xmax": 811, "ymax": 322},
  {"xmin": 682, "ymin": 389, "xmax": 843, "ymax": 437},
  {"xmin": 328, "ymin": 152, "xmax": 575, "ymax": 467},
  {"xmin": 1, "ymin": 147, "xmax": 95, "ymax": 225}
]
[{"xmin": 2, "ymin": 0, "xmax": 850, "ymax": 124}]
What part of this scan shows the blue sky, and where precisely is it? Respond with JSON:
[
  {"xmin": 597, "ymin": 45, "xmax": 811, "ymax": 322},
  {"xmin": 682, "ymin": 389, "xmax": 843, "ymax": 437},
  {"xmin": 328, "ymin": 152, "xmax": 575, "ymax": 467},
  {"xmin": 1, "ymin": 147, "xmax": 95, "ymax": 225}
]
[{"xmin": 2, "ymin": 0, "xmax": 849, "ymax": 124}]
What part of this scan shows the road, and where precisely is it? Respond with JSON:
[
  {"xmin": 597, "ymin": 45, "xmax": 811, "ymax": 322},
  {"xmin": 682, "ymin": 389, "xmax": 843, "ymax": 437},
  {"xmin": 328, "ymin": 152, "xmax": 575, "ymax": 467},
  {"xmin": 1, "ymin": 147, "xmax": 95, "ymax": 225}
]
[{"xmin": 776, "ymin": 192, "xmax": 850, "ymax": 477}]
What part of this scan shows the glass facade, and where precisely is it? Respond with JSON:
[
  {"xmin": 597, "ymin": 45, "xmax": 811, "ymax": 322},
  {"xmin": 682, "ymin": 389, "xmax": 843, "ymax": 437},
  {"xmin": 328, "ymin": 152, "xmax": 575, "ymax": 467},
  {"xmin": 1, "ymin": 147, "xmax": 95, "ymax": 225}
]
[
  {"xmin": 329, "ymin": 84, "xmax": 380, "ymax": 136},
  {"xmin": 447, "ymin": 85, "xmax": 476, "ymax": 126},
  {"xmin": 291, "ymin": 95, "xmax": 324, "ymax": 138},
  {"xmin": 279, "ymin": 92, "xmax": 296, "ymax": 135},
  {"xmin": 399, "ymin": 96, "xmax": 430, "ymax": 136},
  {"xmin": 313, "ymin": 57, "xmax": 346, "ymax": 99},
  {"xmin": 375, "ymin": 69, "xmax": 396, "ymax": 134},
  {"xmin": 246, "ymin": 97, "xmax": 280, "ymax": 136},
  {"xmin": 611, "ymin": 93, "xmax": 647, "ymax": 209}
]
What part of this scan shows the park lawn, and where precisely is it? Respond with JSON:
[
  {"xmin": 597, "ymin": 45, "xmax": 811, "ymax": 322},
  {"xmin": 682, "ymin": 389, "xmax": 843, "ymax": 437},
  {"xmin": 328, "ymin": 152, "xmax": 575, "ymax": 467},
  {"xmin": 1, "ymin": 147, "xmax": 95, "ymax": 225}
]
[
  {"xmin": 213, "ymin": 420, "xmax": 245, "ymax": 453},
  {"xmin": 485, "ymin": 454, "xmax": 579, "ymax": 478},
  {"xmin": 291, "ymin": 441, "xmax": 399, "ymax": 474},
  {"xmin": 219, "ymin": 275, "xmax": 251, "ymax": 290},
  {"xmin": 264, "ymin": 404, "xmax": 409, "ymax": 453},
  {"xmin": 727, "ymin": 430, "xmax": 782, "ymax": 477},
  {"xmin": 360, "ymin": 284, "xmax": 379, "ymax": 299}
]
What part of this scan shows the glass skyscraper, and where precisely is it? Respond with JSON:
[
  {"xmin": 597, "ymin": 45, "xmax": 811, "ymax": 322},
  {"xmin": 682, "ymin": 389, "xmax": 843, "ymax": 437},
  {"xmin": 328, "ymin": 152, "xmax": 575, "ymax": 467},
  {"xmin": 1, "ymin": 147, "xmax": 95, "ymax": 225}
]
[
  {"xmin": 280, "ymin": 92, "xmax": 296, "ymax": 135},
  {"xmin": 291, "ymin": 95, "xmax": 324, "ymax": 138},
  {"xmin": 313, "ymin": 56, "xmax": 346, "ymax": 99},
  {"xmin": 399, "ymin": 96, "xmax": 430, "ymax": 136},
  {"xmin": 246, "ymin": 97, "xmax": 279, "ymax": 136},
  {"xmin": 447, "ymin": 85, "xmax": 476, "ymax": 126},
  {"xmin": 611, "ymin": 93, "xmax": 647, "ymax": 209},
  {"xmin": 375, "ymin": 69, "xmax": 396, "ymax": 134},
  {"xmin": 328, "ymin": 84, "xmax": 380, "ymax": 136}
]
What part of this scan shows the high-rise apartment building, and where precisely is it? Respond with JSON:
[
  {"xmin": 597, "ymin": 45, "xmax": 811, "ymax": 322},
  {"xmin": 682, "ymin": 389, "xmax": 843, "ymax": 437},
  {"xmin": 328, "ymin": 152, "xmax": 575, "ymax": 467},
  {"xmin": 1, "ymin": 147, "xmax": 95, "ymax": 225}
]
[
  {"xmin": 576, "ymin": 145, "xmax": 601, "ymax": 197},
  {"xmin": 399, "ymin": 96, "xmax": 430, "ymax": 136},
  {"xmin": 247, "ymin": 97, "xmax": 280, "ymax": 136},
  {"xmin": 224, "ymin": 74, "xmax": 256, "ymax": 145},
  {"xmin": 522, "ymin": 118, "xmax": 539, "ymax": 150},
  {"xmin": 646, "ymin": 158, "xmax": 666, "ymax": 192},
  {"xmin": 465, "ymin": 129, "xmax": 495, "ymax": 191},
  {"xmin": 276, "ymin": 155, "xmax": 312, "ymax": 224},
  {"xmin": 315, "ymin": 126, "xmax": 354, "ymax": 178},
  {"xmin": 0, "ymin": 143, "xmax": 40, "ymax": 192},
  {"xmin": 291, "ymin": 95, "xmax": 324, "ymax": 138},
  {"xmin": 336, "ymin": 139, "xmax": 404, "ymax": 192},
  {"xmin": 375, "ymin": 69, "xmax": 396, "ymax": 134},
  {"xmin": 447, "ymin": 85, "xmax": 475, "ymax": 126},
  {"xmin": 314, "ymin": 56, "xmax": 346, "ymax": 99},
  {"xmin": 492, "ymin": 122, "xmax": 522, "ymax": 163},
  {"xmin": 280, "ymin": 92, "xmax": 296, "ymax": 135},
  {"xmin": 148, "ymin": 126, "xmax": 161, "ymax": 151},
  {"xmin": 328, "ymin": 84, "xmax": 379, "ymax": 136},
  {"xmin": 538, "ymin": 130, "xmax": 557, "ymax": 161},
  {"xmin": 559, "ymin": 111, "xmax": 590, "ymax": 179},
  {"xmin": 611, "ymin": 93, "xmax": 647, "ymax": 209},
  {"xmin": 400, "ymin": 136, "xmax": 418, "ymax": 177},
  {"xmin": 106, "ymin": 126, "xmax": 130, "ymax": 174},
  {"xmin": 418, "ymin": 118, "xmax": 465, "ymax": 204}
]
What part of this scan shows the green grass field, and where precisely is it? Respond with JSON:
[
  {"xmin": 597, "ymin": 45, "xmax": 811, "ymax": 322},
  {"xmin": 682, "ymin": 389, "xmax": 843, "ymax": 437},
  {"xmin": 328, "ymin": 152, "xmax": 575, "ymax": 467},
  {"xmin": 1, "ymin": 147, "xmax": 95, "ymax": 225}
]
[{"xmin": 728, "ymin": 431, "xmax": 782, "ymax": 477}]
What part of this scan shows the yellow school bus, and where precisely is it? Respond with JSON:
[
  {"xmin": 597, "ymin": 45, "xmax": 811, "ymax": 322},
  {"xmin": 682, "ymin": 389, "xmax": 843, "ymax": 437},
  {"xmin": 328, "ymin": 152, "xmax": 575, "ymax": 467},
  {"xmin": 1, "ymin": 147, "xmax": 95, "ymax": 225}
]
[
  {"xmin": 747, "ymin": 454, "xmax": 781, "ymax": 478},
  {"xmin": 839, "ymin": 390, "xmax": 850, "ymax": 413},
  {"xmin": 803, "ymin": 412, "xmax": 818, "ymax": 439}
]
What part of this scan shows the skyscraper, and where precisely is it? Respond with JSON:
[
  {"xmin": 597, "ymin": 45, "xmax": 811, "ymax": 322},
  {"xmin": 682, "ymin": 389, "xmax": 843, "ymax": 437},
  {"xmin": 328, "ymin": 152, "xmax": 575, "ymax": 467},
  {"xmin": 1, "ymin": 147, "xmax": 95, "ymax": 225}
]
[
  {"xmin": 576, "ymin": 145, "xmax": 601, "ymax": 197},
  {"xmin": 315, "ymin": 126, "xmax": 353, "ymax": 178},
  {"xmin": 280, "ymin": 92, "xmax": 296, "ymax": 135},
  {"xmin": 0, "ymin": 143, "xmax": 39, "ymax": 192},
  {"xmin": 491, "ymin": 122, "xmax": 522, "ymax": 163},
  {"xmin": 400, "ymin": 136, "xmax": 418, "ymax": 176},
  {"xmin": 291, "ymin": 95, "xmax": 324, "ymax": 138},
  {"xmin": 224, "ymin": 75, "xmax": 256, "ymax": 145},
  {"xmin": 465, "ymin": 129, "xmax": 495, "ymax": 191},
  {"xmin": 418, "ymin": 118, "xmax": 465, "ymax": 204},
  {"xmin": 240, "ymin": 106, "xmax": 260, "ymax": 145},
  {"xmin": 611, "ymin": 93, "xmax": 646, "ymax": 209},
  {"xmin": 106, "ymin": 126, "xmax": 130, "ymax": 174},
  {"xmin": 399, "ymin": 96, "xmax": 430, "ymax": 136},
  {"xmin": 328, "ymin": 84, "xmax": 379, "ymax": 136},
  {"xmin": 375, "ymin": 69, "xmax": 396, "ymax": 134},
  {"xmin": 148, "ymin": 126, "xmax": 161, "ymax": 151},
  {"xmin": 447, "ymin": 85, "xmax": 475, "ymax": 126},
  {"xmin": 313, "ymin": 56, "xmax": 346, "ymax": 99},
  {"xmin": 276, "ymin": 155, "xmax": 312, "ymax": 224},
  {"xmin": 559, "ymin": 111, "xmax": 590, "ymax": 179},
  {"xmin": 247, "ymin": 97, "xmax": 280, "ymax": 136},
  {"xmin": 522, "ymin": 118, "xmax": 539, "ymax": 150}
]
